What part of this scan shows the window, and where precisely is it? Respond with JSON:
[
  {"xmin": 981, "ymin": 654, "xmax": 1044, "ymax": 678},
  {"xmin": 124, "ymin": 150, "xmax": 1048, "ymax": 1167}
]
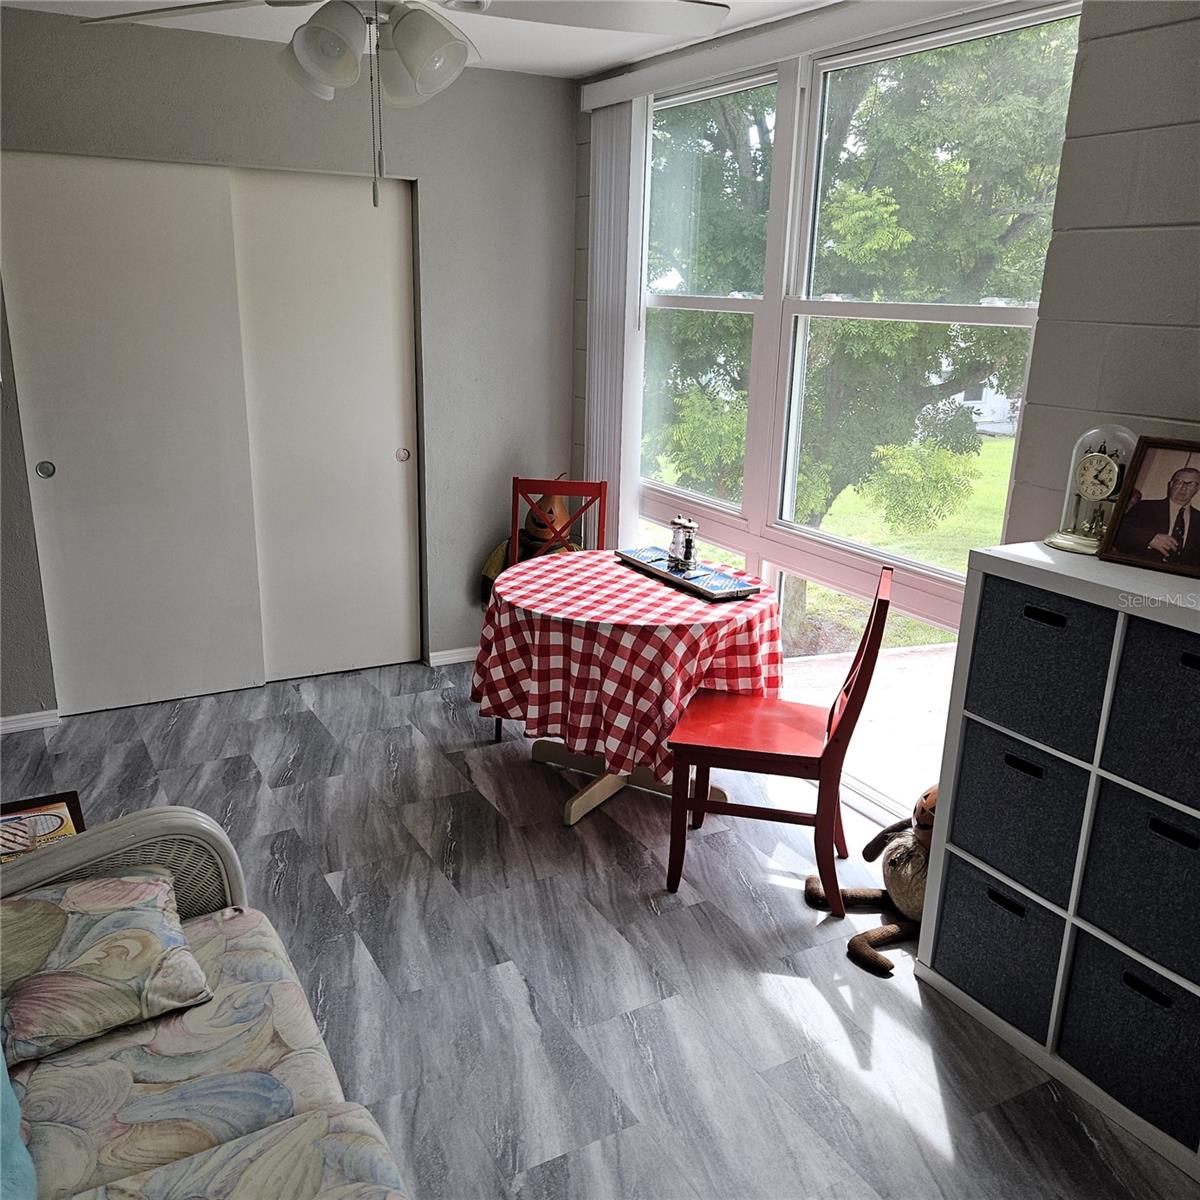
[
  {"xmin": 640, "ymin": 81, "xmax": 777, "ymax": 510},
  {"xmin": 636, "ymin": 9, "xmax": 1078, "ymax": 624},
  {"xmin": 642, "ymin": 309, "xmax": 753, "ymax": 504},
  {"xmin": 784, "ymin": 16, "xmax": 1077, "ymax": 577},
  {"xmin": 776, "ymin": 571, "xmax": 955, "ymax": 812},
  {"xmin": 807, "ymin": 22, "xmax": 1069, "ymax": 307},
  {"xmin": 627, "ymin": 9, "xmax": 1079, "ymax": 812},
  {"xmin": 647, "ymin": 82, "xmax": 776, "ymax": 299},
  {"xmin": 783, "ymin": 318, "xmax": 1032, "ymax": 575}
]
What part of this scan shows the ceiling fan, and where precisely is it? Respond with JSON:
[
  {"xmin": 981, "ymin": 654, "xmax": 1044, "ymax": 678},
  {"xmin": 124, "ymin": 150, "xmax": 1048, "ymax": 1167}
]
[
  {"xmin": 80, "ymin": 0, "xmax": 733, "ymax": 39},
  {"xmin": 81, "ymin": 0, "xmax": 730, "ymax": 204}
]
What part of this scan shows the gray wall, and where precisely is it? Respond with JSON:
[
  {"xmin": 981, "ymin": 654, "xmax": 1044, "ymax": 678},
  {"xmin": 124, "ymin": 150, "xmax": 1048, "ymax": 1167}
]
[
  {"xmin": 1006, "ymin": 0, "xmax": 1200, "ymax": 542},
  {"xmin": 0, "ymin": 6, "xmax": 576, "ymax": 711},
  {"xmin": 2, "ymin": 290, "xmax": 56, "ymax": 715}
]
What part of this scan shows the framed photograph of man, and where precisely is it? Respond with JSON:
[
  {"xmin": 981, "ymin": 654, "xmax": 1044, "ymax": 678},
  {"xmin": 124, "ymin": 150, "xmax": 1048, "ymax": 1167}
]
[{"xmin": 1099, "ymin": 437, "xmax": 1200, "ymax": 578}]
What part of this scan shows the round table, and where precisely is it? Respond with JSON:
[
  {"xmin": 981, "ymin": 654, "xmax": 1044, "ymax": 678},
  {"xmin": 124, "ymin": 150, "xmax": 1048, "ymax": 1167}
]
[{"xmin": 471, "ymin": 550, "xmax": 783, "ymax": 824}]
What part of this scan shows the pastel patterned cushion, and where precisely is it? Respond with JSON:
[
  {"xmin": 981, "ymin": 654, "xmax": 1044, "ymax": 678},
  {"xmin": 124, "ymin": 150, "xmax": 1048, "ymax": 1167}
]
[
  {"xmin": 13, "ymin": 906, "xmax": 344, "ymax": 1200},
  {"xmin": 67, "ymin": 1103, "xmax": 407, "ymax": 1200},
  {"xmin": 1, "ymin": 868, "xmax": 211, "ymax": 1068}
]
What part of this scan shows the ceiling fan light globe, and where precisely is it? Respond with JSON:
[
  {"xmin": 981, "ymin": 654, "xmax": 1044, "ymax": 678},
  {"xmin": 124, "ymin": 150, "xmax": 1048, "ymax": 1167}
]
[
  {"xmin": 292, "ymin": 0, "xmax": 365, "ymax": 89},
  {"xmin": 280, "ymin": 42, "xmax": 335, "ymax": 100},
  {"xmin": 377, "ymin": 20, "xmax": 426, "ymax": 108},
  {"xmin": 394, "ymin": 9, "xmax": 469, "ymax": 96}
]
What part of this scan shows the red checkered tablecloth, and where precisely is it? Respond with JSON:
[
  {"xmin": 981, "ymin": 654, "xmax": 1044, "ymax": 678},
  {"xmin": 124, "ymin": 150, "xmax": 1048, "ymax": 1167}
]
[{"xmin": 471, "ymin": 550, "xmax": 783, "ymax": 780}]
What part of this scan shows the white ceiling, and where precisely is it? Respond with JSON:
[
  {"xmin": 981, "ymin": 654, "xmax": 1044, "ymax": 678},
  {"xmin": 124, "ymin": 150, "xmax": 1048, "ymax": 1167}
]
[{"xmin": 9, "ymin": 0, "xmax": 837, "ymax": 77}]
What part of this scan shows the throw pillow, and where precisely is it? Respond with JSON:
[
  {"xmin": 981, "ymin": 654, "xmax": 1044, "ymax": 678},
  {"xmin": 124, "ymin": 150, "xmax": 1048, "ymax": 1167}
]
[
  {"xmin": 1, "ymin": 1055, "xmax": 35, "ymax": 1200},
  {"xmin": 0, "ymin": 867, "xmax": 212, "ymax": 1067}
]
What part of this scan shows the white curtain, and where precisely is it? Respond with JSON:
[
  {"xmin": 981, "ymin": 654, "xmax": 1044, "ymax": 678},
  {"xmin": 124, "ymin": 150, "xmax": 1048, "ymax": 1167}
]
[{"xmin": 584, "ymin": 98, "xmax": 649, "ymax": 550}]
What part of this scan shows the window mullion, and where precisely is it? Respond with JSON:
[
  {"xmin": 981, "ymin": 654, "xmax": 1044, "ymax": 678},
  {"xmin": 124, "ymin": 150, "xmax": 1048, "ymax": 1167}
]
[
  {"xmin": 783, "ymin": 297, "xmax": 1039, "ymax": 327},
  {"xmin": 644, "ymin": 293, "xmax": 761, "ymax": 314},
  {"xmin": 742, "ymin": 58, "xmax": 802, "ymax": 546}
]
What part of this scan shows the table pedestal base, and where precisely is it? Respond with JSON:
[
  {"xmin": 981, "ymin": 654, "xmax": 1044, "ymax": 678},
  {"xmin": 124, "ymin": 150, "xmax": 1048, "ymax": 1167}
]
[{"xmin": 531, "ymin": 739, "xmax": 729, "ymax": 826}]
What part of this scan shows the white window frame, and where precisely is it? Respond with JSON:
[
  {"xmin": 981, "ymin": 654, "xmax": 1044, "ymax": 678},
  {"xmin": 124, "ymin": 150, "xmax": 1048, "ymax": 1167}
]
[{"xmin": 635, "ymin": 1, "xmax": 1081, "ymax": 632}]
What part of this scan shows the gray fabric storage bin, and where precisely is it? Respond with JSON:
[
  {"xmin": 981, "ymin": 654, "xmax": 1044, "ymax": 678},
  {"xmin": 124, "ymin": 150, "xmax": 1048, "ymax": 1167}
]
[
  {"xmin": 1058, "ymin": 931, "xmax": 1200, "ymax": 1148},
  {"xmin": 931, "ymin": 855, "xmax": 1064, "ymax": 1043},
  {"xmin": 949, "ymin": 720, "xmax": 1087, "ymax": 907},
  {"xmin": 964, "ymin": 575, "xmax": 1115, "ymax": 762},
  {"xmin": 1078, "ymin": 780, "xmax": 1200, "ymax": 985},
  {"xmin": 1101, "ymin": 617, "xmax": 1200, "ymax": 808}
]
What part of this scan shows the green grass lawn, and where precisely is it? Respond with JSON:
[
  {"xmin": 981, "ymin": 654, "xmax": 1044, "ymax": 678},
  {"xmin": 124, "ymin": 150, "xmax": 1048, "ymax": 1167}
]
[
  {"xmin": 820, "ymin": 436, "xmax": 1015, "ymax": 576},
  {"xmin": 639, "ymin": 438, "xmax": 1013, "ymax": 655},
  {"xmin": 779, "ymin": 438, "xmax": 1014, "ymax": 653},
  {"xmin": 781, "ymin": 576, "xmax": 955, "ymax": 655}
]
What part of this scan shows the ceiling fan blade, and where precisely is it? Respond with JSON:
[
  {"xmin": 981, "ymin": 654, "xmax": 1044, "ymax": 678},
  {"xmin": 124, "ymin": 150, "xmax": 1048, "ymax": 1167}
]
[
  {"xmin": 452, "ymin": 0, "xmax": 730, "ymax": 37},
  {"xmin": 79, "ymin": 0, "xmax": 308, "ymax": 26}
]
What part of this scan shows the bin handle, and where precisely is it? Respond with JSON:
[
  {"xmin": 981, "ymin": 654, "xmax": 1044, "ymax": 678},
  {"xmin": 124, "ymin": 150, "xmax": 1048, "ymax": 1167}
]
[
  {"xmin": 1003, "ymin": 753, "xmax": 1043, "ymax": 780},
  {"xmin": 1149, "ymin": 816, "xmax": 1199, "ymax": 852},
  {"xmin": 1182, "ymin": 651, "xmax": 1200, "ymax": 673},
  {"xmin": 986, "ymin": 888, "xmax": 1025, "ymax": 919},
  {"xmin": 1122, "ymin": 971, "xmax": 1173, "ymax": 1010},
  {"xmin": 1022, "ymin": 605, "xmax": 1067, "ymax": 629}
]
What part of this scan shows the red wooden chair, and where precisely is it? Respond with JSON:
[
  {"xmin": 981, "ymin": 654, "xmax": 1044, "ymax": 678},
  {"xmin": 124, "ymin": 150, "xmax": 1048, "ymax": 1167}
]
[
  {"xmin": 492, "ymin": 476, "xmax": 608, "ymax": 742},
  {"xmin": 665, "ymin": 566, "xmax": 893, "ymax": 916},
  {"xmin": 507, "ymin": 476, "xmax": 608, "ymax": 567}
]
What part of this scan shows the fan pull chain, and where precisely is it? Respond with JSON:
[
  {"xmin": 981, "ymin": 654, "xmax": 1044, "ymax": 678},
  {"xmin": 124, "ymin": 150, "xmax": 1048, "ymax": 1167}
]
[
  {"xmin": 375, "ymin": 0, "xmax": 386, "ymax": 180},
  {"xmin": 367, "ymin": 12, "xmax": 380, "ymax": 207}
]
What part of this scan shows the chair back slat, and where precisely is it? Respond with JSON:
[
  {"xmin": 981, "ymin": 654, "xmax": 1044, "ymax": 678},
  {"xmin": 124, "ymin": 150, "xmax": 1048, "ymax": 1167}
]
[
  {"xmin": 825, "ymin": 567, "xmax": 893, "ymax": 750},
  {"xmin": 508, "ymin": 477, "xmax": 608, "ymax": 568}
]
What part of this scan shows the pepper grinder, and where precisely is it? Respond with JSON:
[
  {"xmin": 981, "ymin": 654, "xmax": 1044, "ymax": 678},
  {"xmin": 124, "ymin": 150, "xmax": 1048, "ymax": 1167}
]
[{"xmin": 668, "ymin": 514, "xmax": 699, "ymax": 571}]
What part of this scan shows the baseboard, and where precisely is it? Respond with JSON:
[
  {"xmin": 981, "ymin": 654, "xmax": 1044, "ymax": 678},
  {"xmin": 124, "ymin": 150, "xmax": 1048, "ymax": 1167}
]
[
  {"xmin": 0, "ymin": 709, "xmax": 60, "ymax": 734},
  {"xmin": 426, "ymin": 646, "xmax": 478, "ymax": 668}
]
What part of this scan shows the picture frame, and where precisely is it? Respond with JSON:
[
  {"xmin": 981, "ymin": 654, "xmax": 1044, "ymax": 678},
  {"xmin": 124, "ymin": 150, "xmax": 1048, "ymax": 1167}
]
[
  {"xmin": 1098, "ymin": 436, "xmax": 1200, "ymax": 579},
  {"xmin": 0, "ymin": 791, "xmax": 85, "ymax": 862}
]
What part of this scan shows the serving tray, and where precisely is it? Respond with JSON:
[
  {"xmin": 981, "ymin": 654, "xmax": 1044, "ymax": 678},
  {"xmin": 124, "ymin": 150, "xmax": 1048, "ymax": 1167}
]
[{"xmin": 615, "ymin": 547, "xmax": 761, "ymax": 601}]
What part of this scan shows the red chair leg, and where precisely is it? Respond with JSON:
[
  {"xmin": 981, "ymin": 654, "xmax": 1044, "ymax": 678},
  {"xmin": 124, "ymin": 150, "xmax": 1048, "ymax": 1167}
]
[
  {"xmin": 834, "ymin": 800, "xmax": 849, "ymax": 860},
  {"xmin": 690, "ymin": 764, "xmax": 710, "ymax": 830},
  {"xmin": 815, "ymin": 776, "xmax": 846, "ymax": 917},
  {"xmin": 667, "ymin": 760, "xmax": 691, "ymax": 893}
]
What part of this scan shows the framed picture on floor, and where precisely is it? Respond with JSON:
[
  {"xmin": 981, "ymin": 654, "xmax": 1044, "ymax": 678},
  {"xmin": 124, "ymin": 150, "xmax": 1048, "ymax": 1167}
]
[
  {"xmin": 1099, "ymin": 436, "xmax": 1200, "ymax": 579},
  {"xmin": 0, "ymin": 791, "xmax": 85, "ymax": 862}
]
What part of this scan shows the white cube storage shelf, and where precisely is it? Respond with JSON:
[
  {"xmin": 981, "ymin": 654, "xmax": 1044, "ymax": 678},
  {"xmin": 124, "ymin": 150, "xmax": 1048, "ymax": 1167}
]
[{"xmin": 917, "ymin": 542, "xmax": 1200, "ymax": 1182}]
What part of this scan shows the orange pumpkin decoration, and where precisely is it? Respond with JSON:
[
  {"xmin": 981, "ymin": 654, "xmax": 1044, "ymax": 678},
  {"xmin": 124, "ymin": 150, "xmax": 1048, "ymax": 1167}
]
[{"xmin": 524, "ymin": 492, "xmax": 571, "ymax": 542}]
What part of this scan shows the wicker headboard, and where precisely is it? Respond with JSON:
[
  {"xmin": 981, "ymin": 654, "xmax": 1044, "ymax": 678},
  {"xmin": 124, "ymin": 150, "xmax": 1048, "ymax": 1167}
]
[{"xmin": 1, "ymin": 807, "xmax": 246, "ymax": 920}]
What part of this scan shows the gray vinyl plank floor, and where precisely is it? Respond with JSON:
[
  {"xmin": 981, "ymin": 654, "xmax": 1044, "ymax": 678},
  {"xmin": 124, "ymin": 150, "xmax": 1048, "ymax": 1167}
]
[{"xmin": 5, "ymin": 660, "xmax": 1198, "ymax": 1200}]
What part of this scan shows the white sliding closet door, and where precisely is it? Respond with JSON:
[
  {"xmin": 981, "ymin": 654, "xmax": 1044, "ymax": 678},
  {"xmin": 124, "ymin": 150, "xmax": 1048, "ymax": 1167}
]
[
  {"xmin": 1, "ymin": 153, "xmax": 266, "ymax": 714},
  {"xmin": 229, "ymin": 170, "xmax": 420, "ymax": 680}
]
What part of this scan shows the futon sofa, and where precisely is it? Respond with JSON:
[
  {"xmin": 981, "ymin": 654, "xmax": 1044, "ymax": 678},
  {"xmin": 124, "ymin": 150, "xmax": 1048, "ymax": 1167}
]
[{"xmin": 1, "ymin": 808, "xmax": 408, "ymax": 1200}]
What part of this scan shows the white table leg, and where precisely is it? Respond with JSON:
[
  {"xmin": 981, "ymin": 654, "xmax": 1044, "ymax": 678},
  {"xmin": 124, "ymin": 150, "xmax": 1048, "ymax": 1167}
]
[{"xmin": 530, "ymin": 739, "xmax": 727, "ymax": 826}]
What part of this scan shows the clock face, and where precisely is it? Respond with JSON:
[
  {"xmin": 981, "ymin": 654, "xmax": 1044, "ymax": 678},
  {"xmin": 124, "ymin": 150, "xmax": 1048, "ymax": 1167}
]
[{"xmin": 1076, "ymin": 452, "xmax": 1120, "ymax": 501}]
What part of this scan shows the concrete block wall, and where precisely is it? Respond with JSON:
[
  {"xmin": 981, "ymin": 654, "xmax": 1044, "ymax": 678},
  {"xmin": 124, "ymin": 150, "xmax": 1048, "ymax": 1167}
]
[{"xmin": 1006, "ymin": 0, "xmax": 1200, "ymax": 543}]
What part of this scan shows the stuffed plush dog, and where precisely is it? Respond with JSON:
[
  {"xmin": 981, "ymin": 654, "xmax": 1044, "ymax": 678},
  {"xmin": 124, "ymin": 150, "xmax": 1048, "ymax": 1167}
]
[{"xmin": 804, "ymin": 785, "xmax": 938, "ymax": 977}]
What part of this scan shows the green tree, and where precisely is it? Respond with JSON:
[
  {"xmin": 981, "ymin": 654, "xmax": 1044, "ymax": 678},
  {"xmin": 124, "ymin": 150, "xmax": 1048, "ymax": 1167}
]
[{"xmin": 643, "ymin": 17, "xmax": 1078, "ymax": 529}]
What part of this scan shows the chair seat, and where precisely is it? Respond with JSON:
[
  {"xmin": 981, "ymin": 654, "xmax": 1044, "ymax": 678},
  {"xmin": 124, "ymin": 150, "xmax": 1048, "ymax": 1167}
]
[{"xmin": 668, "ymin": 689, "xmax": 828, "ymax": 761}]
